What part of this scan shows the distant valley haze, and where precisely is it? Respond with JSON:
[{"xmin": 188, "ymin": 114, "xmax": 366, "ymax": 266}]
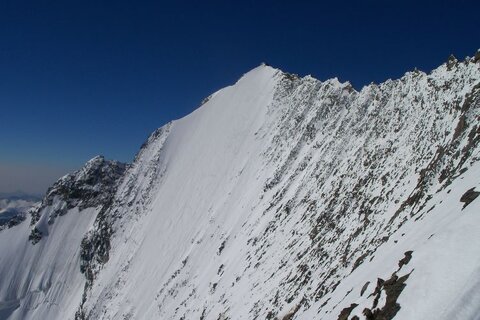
[{"xmin": 0, "ymin": 162, "xmax": 75, "ymax": 195}]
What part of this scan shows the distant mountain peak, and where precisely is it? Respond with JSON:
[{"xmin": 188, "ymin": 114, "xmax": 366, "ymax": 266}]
[{"xmin": 27, "ymin": 156, "xmax": 126, "ymax": 244}]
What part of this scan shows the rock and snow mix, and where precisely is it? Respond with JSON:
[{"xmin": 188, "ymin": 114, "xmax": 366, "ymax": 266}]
[
  {"xmin": 1, "ymin": 54, "xmax": 480, "ymax": 320},
  {"xmin": 0, "ymin": 194, "xmax": 39, "ymax": 231}
]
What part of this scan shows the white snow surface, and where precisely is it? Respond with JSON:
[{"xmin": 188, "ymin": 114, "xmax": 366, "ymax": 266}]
[
  {"xmin": 0, "ymin": 207, "xmax": 98, "ymax": 320},
  {"xmin": 1, "ymin": 57, "xmax": 480, "ymax": 320}
]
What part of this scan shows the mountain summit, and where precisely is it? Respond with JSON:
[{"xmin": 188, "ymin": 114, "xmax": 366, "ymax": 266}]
[{"xmin": 1, "ymin": 55, "xmax": 480, "ymax": 320}]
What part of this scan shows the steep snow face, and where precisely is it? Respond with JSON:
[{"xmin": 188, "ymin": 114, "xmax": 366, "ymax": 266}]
[
  {"xmin": 0, "ymin": 207, "xmax": 98, "ymax": 320},
  {"xmin": 1, "ymin": 56, "xmax": 480, "ymax": 320},
  {"xmin": 80, "ymin": 58, "xmax": 480, "ymax": 320}
]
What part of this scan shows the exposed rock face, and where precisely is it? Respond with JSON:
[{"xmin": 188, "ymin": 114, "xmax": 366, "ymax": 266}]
[
  {"xmin": 460, "ymin": 188, "xmax": 479, "ymax": 208},
  {"xmin": 28, "ymin": 156, "xmax": 126, "ymax": 244},
  {"xmin": 1, "ymin": 53, "xmax": 480, "ymax": 320}
]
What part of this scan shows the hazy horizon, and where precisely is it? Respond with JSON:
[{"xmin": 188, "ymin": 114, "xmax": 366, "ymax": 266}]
[{"xmin": 0, "ymin": 162, "xmax": 77, "ymax": 196}]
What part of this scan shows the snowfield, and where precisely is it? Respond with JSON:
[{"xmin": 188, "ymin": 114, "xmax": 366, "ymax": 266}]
[{"xmin": 1, "ymin": 54, "xmax": 480, "ymax": 320}]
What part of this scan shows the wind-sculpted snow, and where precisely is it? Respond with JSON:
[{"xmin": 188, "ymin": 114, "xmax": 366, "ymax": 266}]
[{"xmin": 1, "ymin": 55, "xmax": 480, "ymax": 320}]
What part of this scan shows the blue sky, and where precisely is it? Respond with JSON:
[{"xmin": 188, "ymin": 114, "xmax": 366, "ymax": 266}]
[{"xmin": 0, "ymin": 0, "xmax": 479, "ymax": 194}]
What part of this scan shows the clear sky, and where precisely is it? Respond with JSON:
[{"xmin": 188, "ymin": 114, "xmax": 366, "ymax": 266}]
[{"xmin": 0, "ymin": 0, "xmax": 479, "ymax": 195}]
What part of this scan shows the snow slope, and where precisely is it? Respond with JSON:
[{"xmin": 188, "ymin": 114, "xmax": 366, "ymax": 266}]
[{"xmin": 1, "ymin": 53, "xmax": 480, "ymax": 320}]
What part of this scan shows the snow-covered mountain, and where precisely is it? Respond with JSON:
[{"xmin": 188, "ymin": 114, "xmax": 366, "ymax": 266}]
[{"xmin": 1, "ymin": 52, "xmax": 480, "ymax": 320}]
